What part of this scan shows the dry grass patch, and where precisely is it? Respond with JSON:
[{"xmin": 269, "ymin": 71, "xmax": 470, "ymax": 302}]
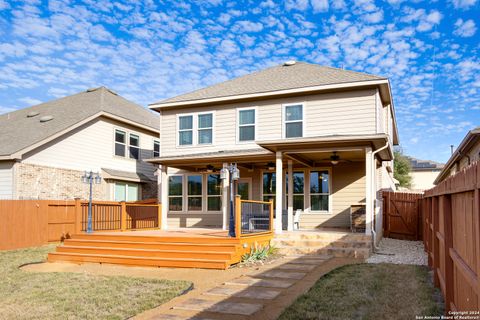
[
  {"xmin": 279, "ymin": 263, "xmax": 443, "ymax": 320},
  {"xmin": 0, "ymin": 245, "xmax": 191, "ymax": 320}
]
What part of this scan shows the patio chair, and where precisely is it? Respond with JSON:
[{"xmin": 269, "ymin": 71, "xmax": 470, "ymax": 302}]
[{"xmin": 293, "ymin": 209, "xmax": 302, "ymax": 230}]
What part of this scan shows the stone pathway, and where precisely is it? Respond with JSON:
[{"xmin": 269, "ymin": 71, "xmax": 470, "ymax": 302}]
[{"xmin": 146, "ymin": 255, "xmax": 333, "ymax": 320}]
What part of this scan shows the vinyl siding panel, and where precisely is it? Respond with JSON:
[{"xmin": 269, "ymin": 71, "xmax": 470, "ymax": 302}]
[
  {"xmin": 0, "ymin": 161, "xmax": 14, "ymax": 199},
  {"xmin": 22, "ymin": 117, "xmax": 158, "ymax": 178},
  {"xmin": 160, "ymin": 89, "xmax": 377, "ymax": 157}
]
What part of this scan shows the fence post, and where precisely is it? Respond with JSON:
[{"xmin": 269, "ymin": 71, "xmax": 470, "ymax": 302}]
[
  {"xmin": 157, "ymin": 203, "xmax": 162, "ymax": 229},
  {"xmin": 269, "ymin": 200, "xmax": 274, "ymax": 233},
  {"xmin": 121, "ymin": 201, "xmax": 127, "ymax": 231},
  {"xmin": 442, "ymin": 194, "xmax": 454, "ymax": 313},
  {"xmin": 235, "ymin": 196, "xmax": 241, "ymax": 239},
  {"xmin": 74, "ymin": 198, "xmax": 82, "ymax": 234},
  {"xmin": 432, "ymin": 196, "xmax": 440, "ymax": 288}
]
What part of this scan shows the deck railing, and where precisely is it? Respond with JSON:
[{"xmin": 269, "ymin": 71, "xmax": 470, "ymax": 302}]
[
  {"xmin": 77, "ymin": 199, "xmax": 161, "ymax": 233},
  {"xmin": 235, "ymin": 196, "xmax": 273, "ymax": 238}
]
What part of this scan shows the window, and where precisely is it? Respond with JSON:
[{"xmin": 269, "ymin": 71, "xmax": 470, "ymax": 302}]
[
  {"xmin": 287, "ymin": 172, "xmax": 304, "ymax": 210},
  {"xmin": 179, "ymin": 115, "xmax": 193, "ymax": 145},
  {"xmin": 207, "ymin": 174, "xmax": 222, "ymax": 211},
  {"xmin": 187, "ymin": 175, "xmax": 202, "ymax": 211},
  {"xmin": 262, "ymin": 172, "xmax": 276, "ymax": 203},
  {"xmin": 129, "ymin": 134, "xmax": 140, "ymax": 159},
  {"xmin": 238, "ymin": 108, "xmax": 255, "ymax": 142},
  {"xmin": 198, "ymin": 113, "xmax": 213, "ymax": 144},
  {"xmin": 115, "ymin": 130, "xmax": 126, "ymax": 157},
  {"xmin": 310, "ymin": 170, "xmax": 330, "ymax": 211},
  {"xmin": 153, "ymin": 140, "xmax": 160, "ymax": 157},
  {"xmin": 168, "ymin": 176, "xmax": 183, "ymax": 211},
  {"xmin": 114, "ymin": 182, "xmax": 139, "ymax": 202},
  {"xmin": 284, "ymin": 104, "xmax": 303, "ymax": 138}
]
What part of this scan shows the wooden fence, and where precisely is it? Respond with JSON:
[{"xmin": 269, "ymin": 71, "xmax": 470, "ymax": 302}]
[
  {"xmin": 0, "ymin": 199, "xmax": 161, "ymax": 250},
  {"xmin": 382, "ymin": 191, "xmax": 424, "ymax": 240},
  {"xmin": 422, "ymin": 161, "xmax": 479, "ymax": 312}
]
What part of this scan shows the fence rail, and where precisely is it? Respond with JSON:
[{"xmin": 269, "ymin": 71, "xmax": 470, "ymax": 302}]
[
  {"xmin": 235, "ymin": 196, "xmax": 273, "ymax": 238},
  {"xmin": 421, "ymin": 161, "xmax": 480, "ymax": 313}
]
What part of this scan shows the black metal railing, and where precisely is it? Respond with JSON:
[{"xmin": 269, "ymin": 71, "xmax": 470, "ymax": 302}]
[{"xmin": 236, "ymin": 198, "xmax": 273, "ymax": 236}]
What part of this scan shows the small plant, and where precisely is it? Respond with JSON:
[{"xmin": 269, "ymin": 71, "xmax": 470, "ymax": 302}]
[{"xmin": 241, "ymin": 242, "xmax": 278, "ymax": 263}]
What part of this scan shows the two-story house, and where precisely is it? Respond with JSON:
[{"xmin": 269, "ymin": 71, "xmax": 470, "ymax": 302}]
[
  {"xmin": 0, "ymin": 87, "xmax": 160, "ymax": 201},
  {"xmin": 148, "ymin": 61, "xmax": 399, "ymax": 240}
]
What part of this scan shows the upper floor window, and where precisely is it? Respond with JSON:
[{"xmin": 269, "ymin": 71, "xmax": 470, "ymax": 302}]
[
  {"xmin": 284, "ymin": 104, "xmax": 303, "ymax": 138},
  {"xmin": 129, "ymin": 134, "xmax": 140, "ymax": 160},
  {"xmin": 153, "ymin": 140, "xmax": 160, "ymax": 157},
  {"xmin": 115, "ymin": 130, "xmax": 126, "ymax": 157},
  {"xmin": 179, "ymin": 115, "xmax": 193, "ymax": 146},
  {"xmin": 238, "ymin": 108, "xmax": 256, "ymax": 142},
  {"xmin": 198, "ymin": 113, "xmax": 213, "ymax": 144}
]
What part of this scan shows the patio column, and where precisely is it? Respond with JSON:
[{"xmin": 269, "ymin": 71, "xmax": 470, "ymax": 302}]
[
  {"xmin": 287, "ymin": 160, "xmax": 294, "ymax": 231},
  {"xmin": 221, "ymin": 163, "xmax": 229, "ymax": 231},
  {"xmin": 275, "ymin": 151, "xmax": 283, "ymax": 234},
  {"xmin": 159, "ymin": 165, "xmax": 168, "ymax": 230},
  {"xmin": 365, "ymin": 147, "xmax": 373, "ymax": 236}
]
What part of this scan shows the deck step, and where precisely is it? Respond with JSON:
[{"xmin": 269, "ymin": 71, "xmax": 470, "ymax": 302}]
[
  {"xmin": 48, "ymin": 252, "xmax": 231, "ymax": 269},
  {"xmin": 272, "ymin": 239, "xmax": 372, "ymax": 249},
  {"xmin": 57, "ymin": 245, "xmax": 236, "ymax": 260},
  {"xmin": 274, "ymin": 232, "xmax": 371, "ymax": 241},
  {"xmin": 63, "ymin": 239, "xmax": 239, "ymax": 252},
  {"xmin": 274, "ymin": 246, "xmax": 371, "ymax": 259},
  {"xmin": 71, "ymin": 233, "xmax": 240, "ymax": 244}
]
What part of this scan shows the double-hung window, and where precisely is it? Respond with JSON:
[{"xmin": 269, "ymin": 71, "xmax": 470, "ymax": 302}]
[
  {"xmin": 153, "ymin": 140, "xmax": 160, "ymax": 157},
  {"xmin": 198, "ymin": 113, "xmax": 213, "ymax": 144},
  {"xmin": 129, "ymin": 134, "xmax": 140, "ymax": 159},
  {"xmin": 238, "ymin": 108, "xmax": 255, "ymax": 142},
  {"xmin": 262, "ymin": 172, "xmax": 276, "ymax": 203},
  {"xmin": 207, "ymin": 174, "xmax": 222, "ymax": 211},
  {"xmin": 291, "ymin": 172, "xmax": 305, "ymax": 210},
  {"xmin": 168, "ymin": 176, "xmax": 183, "ymax": 211},
  {"xmin": 284, "ymin": 104, "xmax": 303, "ymax": 138},
  {"xmin": 179, "ymin": 115, "xmax": 193, "ymax": 146},
  {"xmin": 187, "ymin": 175, "xmax": 202, "ymax": 211},
  {"xmin": 115, "ymin": 130, "xmax": 126, "ymax": 157},
  {"xmin": 310, "ymin": 170, "xmax": 330, "ymax": 212}
]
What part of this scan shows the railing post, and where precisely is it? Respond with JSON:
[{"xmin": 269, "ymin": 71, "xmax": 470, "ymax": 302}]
[
  {"xmin": 235, "ymin": 195, "xmax": 241, "ymax": 239},
  {"xmin": 121, "ymin": 201, "xmax": 127, "ymax": 231},
  {"xmin": 269, "ymin": 200, "xmax": 274, "ymax": 233},
  {"xmin": 74, "ymin": 198, "xmax": 82, "ymax": 234},
  {"xmin": 157, "ymin": 203, "xmax": 162, "ymax": 229}
]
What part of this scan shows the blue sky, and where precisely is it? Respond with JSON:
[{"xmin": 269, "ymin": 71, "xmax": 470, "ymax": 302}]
[{"xmin": 0, "ymin": 0, "xmax": 478, "ymax": 163}]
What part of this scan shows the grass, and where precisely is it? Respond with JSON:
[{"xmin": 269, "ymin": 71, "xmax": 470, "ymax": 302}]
[
  {"xmin": 0, "ymin": 245, "xmax": 192, "ymax": 320},
  {"xmin": 279, "ymin": 263, "xmax": 444, "ymax": 320}
]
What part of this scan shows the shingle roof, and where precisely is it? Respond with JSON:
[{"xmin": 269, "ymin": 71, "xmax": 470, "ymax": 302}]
[
  {"xmin": 151, "ymin": 61, "xmax": 386, "ymax": 106},
  {"xmin": 406, "ymin": 156, "xmax": 444, "ymax": 171},
  {"xmin": 101, "ymin": 168, "xmax": 153, "ymax": 182},
  {"xmin": 0, "ymin": 87, "xmax": 159, "ymax": 157}
]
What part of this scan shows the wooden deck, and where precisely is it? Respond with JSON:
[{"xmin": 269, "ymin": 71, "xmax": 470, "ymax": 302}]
[{"xmin": 48, "ymin": 228, "xmax": 273, "ymax": 270}]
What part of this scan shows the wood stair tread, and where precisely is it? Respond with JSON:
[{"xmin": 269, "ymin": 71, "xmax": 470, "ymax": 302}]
[
  {"xmin": 65, "ymin": 238, "xmax": 238, "ymax": 248},
  {"xmin": 58, "ymin": 245, "xmax": 235, "ymax": 255}
]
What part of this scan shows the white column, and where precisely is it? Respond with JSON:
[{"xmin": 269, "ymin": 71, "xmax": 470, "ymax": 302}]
[
  {"xmin": 287, "ymin": 160, "xmax": 294, "ymax": 231},
  {"xmin": 160, "ymin": 165, "xmax": 169, "ymax": 230},
  {"xmin": 275, "ymin": 151, "xmax": 283, "ymax": 234},
  {"xmin": 221, "ymin": 163, "xmax": 229, "ymax": 231},
  {"xmin": 365, "ymin": 147, "xmax": 373, "ymax": 236}
]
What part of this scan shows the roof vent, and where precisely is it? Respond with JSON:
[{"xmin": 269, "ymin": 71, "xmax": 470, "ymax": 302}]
[
  {"xmin": 27, "ymin": 111, "xmax": 40, "ymax": 118},
  {"xmin": 39, "ymin": 115, "xmax": 54, "ymax": 122},
  {"xmin": 283, "ymin": 60, "xmax": 296, "ymax": 66}
]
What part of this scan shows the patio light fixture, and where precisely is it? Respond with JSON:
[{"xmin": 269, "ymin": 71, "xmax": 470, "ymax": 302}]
[
  {"xmin": 81, "ymin": 171, "xmax": 102, "ymax": 233},
  {"xmin": 220, "ymin": 163, "xmax": 240, "ymax": 237},
  {"xmin": 266, "ymin": 162, "xmax": 275, "ymax": 171}
]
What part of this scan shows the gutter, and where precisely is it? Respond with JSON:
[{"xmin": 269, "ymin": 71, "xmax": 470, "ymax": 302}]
[{"xmin": 370, "ymin": 142, "xmax": 389, "ymax": 252}]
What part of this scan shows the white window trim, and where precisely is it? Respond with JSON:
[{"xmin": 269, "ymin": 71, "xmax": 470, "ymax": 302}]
[
  {"xmin": 113, "ymin": 181, "xmax": 141, "ymax": 202},
  {"xmin": 129, "ymin": 133, "xmax": 140, "ymax": 160},
  {"xmin": 206, "ymin": 173, "xmax": 222, "ymax": 212},
  {"xmin": 260, "ymin": 170, "xmax": 277, "ymax": 202},
  {"xmin": 113, "ymin": 127, "xmax": 142, "ymax": 161},
  {"xmin": 289, "ymin": 170, "xmax": 306, "ymax": 211},
  {"xmin": 114, "ymin": 129, "xmax": 127, "ymax": 158},
  {"xmin": 186, "ymin": 173, "xmax": 204, "ymax": 212},
  {"xmin": 176, "ymin": 112, "xmax": 215, "ymax": 148},
  {"xmin": 282, "ymin": 102, "xmax": 306, "ymax": 139},
  {"xmin": 167, "ymin": 174, "xmax": 184, "ymax": 213},
  {"xmin": 307, "ymin": 167, "xmax": 332, "ymax": 214},
  {"xmin": 236, "ymin": 106, "xmax": 257, "ymax": 144},
  {"xmin": 153, "ymin": 139, "xmax": 160, "ymax": 157}
]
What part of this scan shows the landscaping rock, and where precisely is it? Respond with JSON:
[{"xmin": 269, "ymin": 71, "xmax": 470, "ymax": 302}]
[{"xmin": 366, "ymin": 238, "xmax": 427, "ymax": 265}]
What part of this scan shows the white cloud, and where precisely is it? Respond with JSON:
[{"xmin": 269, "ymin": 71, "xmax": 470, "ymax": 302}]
[
  {"xmin": 453, "ymin": 19, "xmax": 477, "ymax": 37},
  {"xmin": 310, "ymin": 0, "xmax": 329, "ymax": 12},
  {"xmin": 0, "ymin": 0, "xmax": 10, "ymax": 10},
  {"xmin": 450, "ymin": 0, "xmax": 477, "ymax": 8},
  {"xmin": 19, "ymin": 97, "xmax": 43, "ymax": 106},
  {"xmin": 0, "ymin": 106, "xmax": 16, "ymax": 114},
  {"xmin": 364, "ymin": 10, "xmax": 384, "ymax": 23},
  {"xmin": 234, "ymin": 20, "xmax": 264, "ymax": 32},
  {"xmin": 417, "ymin": 10, "xmax": 443, "ymax": 32}
]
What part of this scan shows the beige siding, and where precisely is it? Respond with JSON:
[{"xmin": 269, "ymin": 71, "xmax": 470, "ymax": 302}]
[
  {"xmin": 410, "ymin": 170, "xmax": 441, "ymax": 191},
  {"xmin": 167, "ymin": 213, "xmax": 222, "ymax": 228},
  {"xmin": 0, "ymin": 161, "xmax": 14, "ymax": 199},
  {"xmin": 22, "ymin": 117, "xmax": 158, "ymax": 178},
  {"xmin": 160, "ymin": 89, "xmax": 377, "ymax": 157}
]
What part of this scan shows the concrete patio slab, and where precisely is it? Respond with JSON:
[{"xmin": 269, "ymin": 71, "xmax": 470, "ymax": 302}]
[
  {"xmin": 225, "ymin": 277, "xmax": 295, "ymax": 288},
  {"xmin": 173, "ymin": 298, "xmax": 263, "ymax": 316},
  {"xmin": 259, "ymin": 270, "xmax": 307, "ymax": 280},
  {"xmin": 204, "ymin": 285, "xmax": 281, "ymax": 299}
]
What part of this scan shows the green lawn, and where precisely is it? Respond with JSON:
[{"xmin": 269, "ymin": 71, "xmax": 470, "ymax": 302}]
[
  {"xmin": 0, "ymin": 245, "xmax": 192, "ymax": 320},
  {"xmin": 279, "ymin": 263, "xmax": 443, "ymax": 320}
]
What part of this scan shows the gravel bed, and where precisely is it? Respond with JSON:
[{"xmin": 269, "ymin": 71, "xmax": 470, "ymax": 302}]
[{"xmin": 366, "ymin": 238, "xmax": 427, "ymax": 265}]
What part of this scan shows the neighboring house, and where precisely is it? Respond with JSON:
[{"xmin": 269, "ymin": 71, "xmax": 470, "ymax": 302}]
[
  {"xmin": 406, "ymin": 156, "xmax": 444, "ymax": 191},
  {"xmin": 434, "ymin": 127, "xmax": 480, "ymax": 184},
  {"xmin": 0, "ymin": 87, "xmax": 160, "ymax": 201},
  {"xmin": 148, "ymin": 61, "xmax": 399, "ymax": 238}
]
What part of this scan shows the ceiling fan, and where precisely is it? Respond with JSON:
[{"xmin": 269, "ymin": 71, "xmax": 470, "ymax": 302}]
[{"xmin": 322, "ymin": 152, "xmax": 351, "ymax": 165}]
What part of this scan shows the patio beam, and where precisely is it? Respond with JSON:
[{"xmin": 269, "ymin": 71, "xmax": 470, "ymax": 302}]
[{"xmin": 284, "ymin": 153, "xmax": 314, "ymax": 167}]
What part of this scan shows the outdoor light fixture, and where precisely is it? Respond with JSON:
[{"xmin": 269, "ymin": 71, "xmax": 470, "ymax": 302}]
[
  {"xmin": 267, "ymin": 162, "xmax": 275, "ymax": 170},
  {"xmin": 220, "ymin": 163, "xmax": 240, "ymax": 237},
  {"xmin": 81, "ymin": 170, "xmax": 102, "ymax": 233},
  {"xmin": 206, "ymin": 165, "xmax": 214, "ymax": 173}
]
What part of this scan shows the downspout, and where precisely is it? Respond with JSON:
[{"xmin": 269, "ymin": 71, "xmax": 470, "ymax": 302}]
[{"xmin": 370, "ymin": 142, "xmax": 389, "ymax": 252}]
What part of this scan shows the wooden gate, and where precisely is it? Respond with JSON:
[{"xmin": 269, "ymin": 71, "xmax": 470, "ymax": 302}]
[{"xmin": 382, "ymin": 191, "xmax": 423, "ymax": 240}]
